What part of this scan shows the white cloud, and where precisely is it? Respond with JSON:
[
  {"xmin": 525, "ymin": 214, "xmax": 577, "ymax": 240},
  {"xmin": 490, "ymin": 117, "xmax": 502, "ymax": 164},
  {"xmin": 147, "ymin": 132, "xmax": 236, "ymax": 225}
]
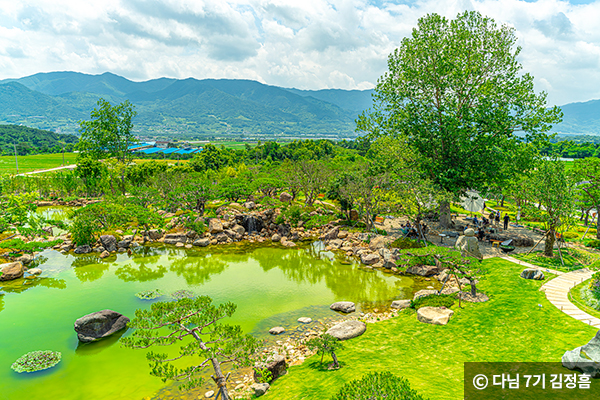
[{"xmin": 0, "ymin": 0, "xmax": 599, "ymax": 105}]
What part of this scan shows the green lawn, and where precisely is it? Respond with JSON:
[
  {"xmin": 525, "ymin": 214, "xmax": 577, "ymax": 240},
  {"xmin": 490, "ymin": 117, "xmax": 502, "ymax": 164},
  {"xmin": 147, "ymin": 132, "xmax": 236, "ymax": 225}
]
[
  {"xmin": 514, "ymin": 248, "xmax": 600, "ymax": 273},
  {"xmin": 266, "ymin": 258, "xmax": 597, "ymax": 399},
  {"xmin": 0, "ymin": 153, "xmax": 78, "ymax": 174}
]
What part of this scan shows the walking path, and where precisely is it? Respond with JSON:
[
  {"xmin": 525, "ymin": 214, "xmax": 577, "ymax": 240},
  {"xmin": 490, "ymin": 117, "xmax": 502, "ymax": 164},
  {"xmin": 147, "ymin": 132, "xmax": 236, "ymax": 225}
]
[
  {"xmin": 15, "ymin": 164, "xmax": 76, "ymax": 176},
  {"xmin": 501, "ymin": 255, "xmax": 600, "ymax": 329}
]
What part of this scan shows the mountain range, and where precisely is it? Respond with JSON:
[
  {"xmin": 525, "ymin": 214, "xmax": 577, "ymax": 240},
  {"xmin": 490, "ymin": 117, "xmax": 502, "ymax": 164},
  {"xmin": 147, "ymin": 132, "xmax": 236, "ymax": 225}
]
[
  {"xmin": 0, "ymin": 71, "xmax": 597, "ymax": 138},
  {"xmin": 0, "ymin": 72, "xmax": 373, "ymax": 138}
]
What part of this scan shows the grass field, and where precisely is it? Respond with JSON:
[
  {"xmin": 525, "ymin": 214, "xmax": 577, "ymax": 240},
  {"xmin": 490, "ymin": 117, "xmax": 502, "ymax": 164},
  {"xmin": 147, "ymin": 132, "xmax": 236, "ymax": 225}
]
[
  {"xmin": 266, "ymin": 257, "xmax": 597, "ymax": 399},
  {"xmin": 0, "ymin": 153, "xmax": 78, "ymax": 174},
  {"xmin": 569, "ymin": 279, "xmax": 600, "ymax": 320}
]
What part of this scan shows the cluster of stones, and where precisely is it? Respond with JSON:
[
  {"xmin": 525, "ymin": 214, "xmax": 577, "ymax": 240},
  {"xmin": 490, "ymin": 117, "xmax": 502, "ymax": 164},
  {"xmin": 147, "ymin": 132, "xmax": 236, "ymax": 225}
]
[{"xmin": 0, "ymin": 254, "xmax": 41, "ymax": 282}]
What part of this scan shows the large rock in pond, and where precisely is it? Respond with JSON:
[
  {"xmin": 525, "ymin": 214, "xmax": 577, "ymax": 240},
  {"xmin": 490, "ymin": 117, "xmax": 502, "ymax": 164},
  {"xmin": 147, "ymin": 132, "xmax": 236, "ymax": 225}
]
[
  {"xmin": 417, "ymin": 306, "xmax": 454, "ymax": 325},
  {"xmin": 100, "ymin": 235, "xmax": 117, "ymax": 252},
  {"xmin": 0, "ymin": 262, "xmax": 24, "ymax": 281},
  {"xmin": 15, "ymin": 254, "xmax": 34, "ymax": 265},
  {"xmin": 360, "ymin": 253, "xmax": 380, "ymax": 265},
  {"xmin": 391, "ymin": 300, "xmax": 411, "ymax": 310},
  {"xmin": 74, "ymin": 310, "xmax": 130, "ymax": 343},
  {"xmin": 562, "ymin": 330, "xmax": 600, "ymax": 378},
  {"xmin": 208, "ymin": 219, "xmax": 223, "ymax": 234},
  {"xmin": 520, "ymin": 268, "xmax": 545, "ymax": 280},
  {"xmin": 330, "ymin": 301, "xmax": 355, "ymax": 313},
  {"xmin": 326, "ymin": 320, "xmax": 366, "ymax": 340},
  {"xmin": 254, "ymin": 355, "xmax": 287, "ymax": 382},
  {"xmin": 413, "ymin": 289, "xmax": 438, "ymax": 300}
]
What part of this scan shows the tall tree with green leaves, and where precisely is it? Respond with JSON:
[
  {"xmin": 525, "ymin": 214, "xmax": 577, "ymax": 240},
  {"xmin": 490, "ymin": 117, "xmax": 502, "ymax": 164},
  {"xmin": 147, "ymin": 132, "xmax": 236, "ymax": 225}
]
[
  {"xmin": 121, "ymin": 297, "xmax": 261, "ymax": 399},
  {"xmin": 572, "ymin": 157, "xmax": 600, "ymax": 238},
  {"xmin": 528, "ymin": 159, "xmax": 576, "ymax": 257},
  {"xmin": 357, "ymin": 11, "xmax": 561, "ymax": 226},
  {"xmin": 78, "ymin": 98, "xmax": 137, "ymax": 164}
]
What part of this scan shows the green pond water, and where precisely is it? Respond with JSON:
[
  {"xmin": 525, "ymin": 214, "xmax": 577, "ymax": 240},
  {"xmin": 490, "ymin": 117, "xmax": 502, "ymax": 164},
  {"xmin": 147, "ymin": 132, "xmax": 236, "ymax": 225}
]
[{"xmin": 0, "ymin": 241, "xmax": 436, "ymax": 400}]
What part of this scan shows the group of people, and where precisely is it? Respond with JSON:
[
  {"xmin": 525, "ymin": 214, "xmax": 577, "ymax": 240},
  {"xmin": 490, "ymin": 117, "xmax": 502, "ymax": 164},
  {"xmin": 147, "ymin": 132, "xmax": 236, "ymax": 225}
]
[
  {"xmin": 400, "ymin": 221, "xmax": 428, "ymax": 238},
  {"xmin": 472, "ymin": 211, "xmax": 511, "ymax": 231}
]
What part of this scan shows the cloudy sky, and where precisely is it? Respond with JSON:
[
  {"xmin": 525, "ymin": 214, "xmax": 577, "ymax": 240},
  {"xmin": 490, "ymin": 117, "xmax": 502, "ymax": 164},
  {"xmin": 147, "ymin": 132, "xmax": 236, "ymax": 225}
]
[{"xmin": 0, "ymin": 0, "xmax": 599, "ymax": 106}]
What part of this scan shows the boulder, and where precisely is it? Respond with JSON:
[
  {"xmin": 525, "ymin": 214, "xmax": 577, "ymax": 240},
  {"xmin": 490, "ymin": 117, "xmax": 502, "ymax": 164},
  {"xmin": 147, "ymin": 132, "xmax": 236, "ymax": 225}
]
[
  {"xmin": 208, "ymin": 219, "xmax": 224, "ymax": 234},
  {"xmin": 232, "ymin": 224, "xmax": 245, "ymax": 235},
  {"xmin": 413, "ymin": 289, "xmax": 438, "ymax": 300},
  {"xmin": 320, "ymin": 227, "xmax": 339, "ymax": 241},
  {"xmin": 383, "ymin": 261, "xmax": 397, "ymax": 270},
  {"xmin": 251, "ymin": 383, "xmax": 270, "ymax": 397},
  {"xmin": 368, "ymin": 235, "xmax": 387, "ymax": 250},
  {"xmin": 279, "ymin": 192, "xmax": 293, "ymax": 203},
  {"xmin": 455, "ymin": 229, "xmax": 482, "ymax": 259},
  {"xmin": 74, "ymin": 310, "xmax": 130, "ymax": 343},
  {"xmin": 277, "ymin": 224, "xmax": 291, "ymax": 238},
  {"xmin": 15, "ymin": 254, "xmax": 34, "ymax": 264},
  {"xmin": 330, "ymin": 301, "xmax": 355, "ymax": 313},
  {"xmin": 147, "ymin": 229, "xmax": 163, "ymax": 240},
  {"xmin": 337, "ymin": 230, "xmax": 348, "ymax": 239},
  {"xmin": 242, "ymin": 215, "xmax": 263, "ymax": 233},
  {"xmin": 74, "ymin": 245, "xmax": 93, "ymax": 254},
  {"xmin": 271, "ymin": 233, "xmax": 281, "ymax": 242},
  {"xmin": 417, "ymin": 306, "xmax": 454, "ymax": 325},
  {"xmin": 163, "ymin": 233, "xmax": 188, "ymax": 245},
  {"xmin": 326, "ymin": 320, "xmax": 367, "ymax": 340},
  {"xmin": 281, "ymin": 240, "xmax": 296, "ymax": 247},
  {"xmin": 269, "ymin": 326, "xmax": 285, "ymax": 335},
  {"xmin": 489, "ymin": 233, "xmax": 534, "ymax": 247},
  {"xmin": 244, "ymin": 201, "xmax": 256, "ymax": 210},
  {"xmin": 193, "ymin": 238, "xmax": 211, "ymax": 247},
  {"xmin": 406, "ymin": 265, "xmax": 438, "ymax": 277},
  {"xmin": 0, "ymin": 262, "xmax": 24, "ymax": 281},
  {"xmin": 254, "ymin": 354, "xmax": 287, "ymax": 382},
  {"xmin": 360, "ymin": 253, "xmax": 380, "ymax": 265},
  {"xmin": 100, "ymin": 235, "xmax": 117, "ymax": 252},
  {"xmin": 117, "ymin": 240, "xmax": 131, "ymax": 249},
  {"xmin": 297, "ymin": 317, "xmax": 312, "ymax": 324},
  {"xmin": 391, "ymin": 299, "xmax": 411, "ymax": 310},
  {"xmin": 99, "ymin": 250, "xmax": 110, "ymax": 259},
  {"xmin": 349, "ymin": 209, "xmax": 359, "ymax": 221},
  {"xmin": 562, "ymin": 330, "xmax": 600, "ymax": 378},
  {"xmin": 520, "ymin": 268, "xmax": 545, "ymax": 280},
  {"xmin": 27, "ymin": 267, "xmax": 42, "ymax": 275}
]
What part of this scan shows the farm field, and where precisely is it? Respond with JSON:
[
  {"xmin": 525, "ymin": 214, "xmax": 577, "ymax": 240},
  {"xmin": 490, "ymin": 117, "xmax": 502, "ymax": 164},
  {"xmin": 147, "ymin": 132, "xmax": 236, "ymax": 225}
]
[{"xmin": 0, "ymin": 153, "xmax": 78, "ymax": 174}]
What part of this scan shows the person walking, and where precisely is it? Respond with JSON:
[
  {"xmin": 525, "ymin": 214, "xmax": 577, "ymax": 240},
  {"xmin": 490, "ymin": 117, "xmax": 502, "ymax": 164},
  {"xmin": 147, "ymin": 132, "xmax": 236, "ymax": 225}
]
[
  {"xmin": 494, "ymin": 211, "xmax": 500, "ymax": 228},
  {"xmin": 503, "ymin": 213, "xmax": 510, "ymax": 230}
]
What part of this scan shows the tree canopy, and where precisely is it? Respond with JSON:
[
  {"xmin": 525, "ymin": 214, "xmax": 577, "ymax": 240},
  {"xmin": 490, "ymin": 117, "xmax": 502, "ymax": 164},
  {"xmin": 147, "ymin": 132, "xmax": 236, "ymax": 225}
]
[{"xmin": 358, "ymin": 11, "xmax": 561, "ymax": 202}]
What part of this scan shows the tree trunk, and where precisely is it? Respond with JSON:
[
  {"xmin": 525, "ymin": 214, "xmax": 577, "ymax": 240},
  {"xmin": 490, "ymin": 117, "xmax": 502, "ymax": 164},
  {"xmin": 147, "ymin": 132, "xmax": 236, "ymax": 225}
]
[
  {"xmin": 596, "ymin": 211, "xmax": 600, "ymax": 240},
  {"xmin": 469, "ymin": 277, "xmax": 477, "ymax": 297},
  {"xmin": 439, "ymin": 201, "xmax": 452, "ymax": 228},
  {"xmin": 544, "ymin": 226, "xmax": 555, "ymax": 257},
  {"xmin": 331, "ymin": 352, "xmax": 340, "ymax": 369},
  {"xmin": 500, "ymin": 195, "xmax": 505, "ymax": 207}
]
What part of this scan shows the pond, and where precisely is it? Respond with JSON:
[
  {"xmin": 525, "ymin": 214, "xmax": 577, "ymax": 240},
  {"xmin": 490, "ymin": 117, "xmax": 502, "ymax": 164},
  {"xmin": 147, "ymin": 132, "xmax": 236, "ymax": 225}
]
[{"xmin": 0, "ymin": 241, "xmax": 436, "ymax": 400}]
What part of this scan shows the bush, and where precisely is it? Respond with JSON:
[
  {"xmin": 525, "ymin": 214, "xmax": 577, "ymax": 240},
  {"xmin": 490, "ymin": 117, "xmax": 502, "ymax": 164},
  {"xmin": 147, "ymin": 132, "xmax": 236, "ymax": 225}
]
[
  {"xmin": 586, "ymin": 240, "xmax": 600, "ymax": 249},
  {"xmin": 390, "ymin": 238, "xmax": 425, "ymax": 250},
  {"xmin": 411, "ymin": 293, "xmax": 455, "ymax": 310},
  {"xmin": 590, "ymin": 272, "xmax": 600, "ymax": 295},
  {"xmin": 0, "ymin": 238, "xmax": 63, "ymax": 253},
  {"xmin": 304, "ymin": 214, "xmax": 336, "ymax": 230},
  {"xmin": 331, "ymin": 371, "xmax": 426, "ymax": 400},
  {"xmin": 563, "ymin": 232, "xmax": 578, "ymax": 239}
]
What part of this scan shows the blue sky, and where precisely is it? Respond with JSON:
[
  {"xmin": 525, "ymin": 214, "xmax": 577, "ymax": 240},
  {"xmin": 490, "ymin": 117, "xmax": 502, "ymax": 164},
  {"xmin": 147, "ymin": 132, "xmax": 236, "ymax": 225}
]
[{"xmin": 0, "ymin": 0, "xmax": 599, "ymax": 106}]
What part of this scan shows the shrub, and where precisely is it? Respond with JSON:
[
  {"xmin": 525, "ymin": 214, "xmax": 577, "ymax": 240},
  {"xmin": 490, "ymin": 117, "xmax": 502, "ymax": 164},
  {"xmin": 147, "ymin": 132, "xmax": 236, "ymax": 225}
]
[
  {"xmin": 590, "ymin": 272, "xmax": 600, "ymax": 295},
  {"xmin": 411, "ymin": 293, "xmax": 455, "ymax": 310},
  {"xmin": 184, "ymin": 218, "xmax": 206, "ymax": 235},
  {"xmin": 331, "ymin": 371, "xmax": 426, "ymax": 400},
  {"xmin": 304, "ymin": 214, "xmax": 336, "ymax": 230},
  {"xmin": 0, "ymin": 238, "xmax": 63, "ymax": 253},
  {"xmin": 11, "ymin": 350, "xmax": 62, "ymax": 373},
  {"xmin": 390, "ymin": 238, "xmax": 425, "ymax": 250},
  {"xmin": 563, "ymin": 232, "xmax": 578, "ymax": 239},
  {"xmin": 586, "ymin": 240, "xmax": 600, "ymax": 249}
]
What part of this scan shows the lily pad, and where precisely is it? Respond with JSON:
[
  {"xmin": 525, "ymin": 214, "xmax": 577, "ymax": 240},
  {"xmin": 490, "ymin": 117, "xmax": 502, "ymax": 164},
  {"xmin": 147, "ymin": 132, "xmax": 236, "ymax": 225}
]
[
  {"xmin": 171, "ymin": 290, "xmax": 195, "ymax": 300},
  {"xmin": 135, "ymin": 289, "xmax": 163, "ymax": 300},
  {"xmin": 11, "ymin": 350, "xmax": 61, "ymax": 373}
]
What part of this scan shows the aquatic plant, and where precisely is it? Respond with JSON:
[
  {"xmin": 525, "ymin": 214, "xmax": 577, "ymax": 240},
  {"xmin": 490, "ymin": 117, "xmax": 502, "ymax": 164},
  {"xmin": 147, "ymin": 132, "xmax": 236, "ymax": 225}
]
[
  {"xmin": 171, "ymin": 290, "xmax": 195, "ymax": 300},
  {"xmin": 11, "ymin": 350, "xmax": 61, "ymax": 373},
  {"xmin": 135, "ymin": 289, "xmax": 163, "ymax": 300}
]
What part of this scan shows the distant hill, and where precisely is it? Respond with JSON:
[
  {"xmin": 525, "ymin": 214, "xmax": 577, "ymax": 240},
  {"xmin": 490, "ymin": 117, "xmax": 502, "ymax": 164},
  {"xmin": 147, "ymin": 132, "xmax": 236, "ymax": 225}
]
[
  {"xmin": 0, "ymin": 72, "xmax": 370, "ymax": 138},
  {"xmin": 553, "ymin": 99, "xmax": 600, "ymax": 135},
  {"xmin": 0, "ymin": 124, "xmax": 78, "ymax": 155}
]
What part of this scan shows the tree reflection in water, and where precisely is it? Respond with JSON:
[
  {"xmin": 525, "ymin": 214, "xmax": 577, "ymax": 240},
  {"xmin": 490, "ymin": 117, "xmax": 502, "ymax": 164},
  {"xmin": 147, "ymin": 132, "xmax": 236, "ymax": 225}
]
[
  {"xmin": 71, "ymin": 255, "xmax": 110, "ymax": 283},
  {"xmin": 168, "ymin": 253, "xmax": 228, "ymax": 285},
  {"xmin": 0, "ymin": 276, "xmax": 67, "ymax": 294},
  {"xmin": 116, "ymin": 246, "xmax": 167, "ymax": 282}
]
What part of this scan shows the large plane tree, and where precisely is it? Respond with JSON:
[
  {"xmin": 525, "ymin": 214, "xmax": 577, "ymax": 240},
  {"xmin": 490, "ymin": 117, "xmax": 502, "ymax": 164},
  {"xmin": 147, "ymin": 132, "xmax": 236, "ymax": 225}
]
[{"xmin": 357, "ymin": 11, "xmax": 562, "ymax": 226}]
